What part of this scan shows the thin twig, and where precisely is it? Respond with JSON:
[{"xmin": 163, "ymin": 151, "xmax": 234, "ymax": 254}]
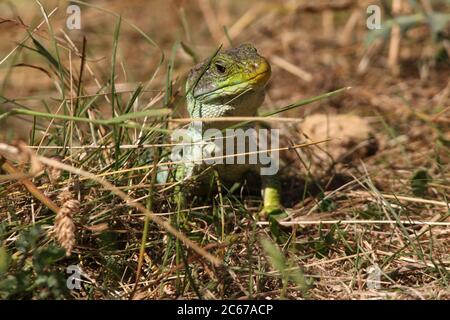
[{"xmin": 257, "ymin": 219, "xmax": 450, "ymax": 227}]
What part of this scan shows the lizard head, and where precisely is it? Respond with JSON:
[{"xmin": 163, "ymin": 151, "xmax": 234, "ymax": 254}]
[{"xmin": 186, "ymin": 44, "xmax": 271, "ymax": 118}]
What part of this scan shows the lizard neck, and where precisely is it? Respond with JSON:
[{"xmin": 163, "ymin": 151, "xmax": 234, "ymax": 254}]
[{"xmin": 187, "ymin": 90, "xmax": 265, "ymax": 131}]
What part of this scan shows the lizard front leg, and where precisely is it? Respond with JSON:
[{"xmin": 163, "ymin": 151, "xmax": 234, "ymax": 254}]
[{"xmin": 259, "ymin": 174, "xmax": 286, "ymax": 220}]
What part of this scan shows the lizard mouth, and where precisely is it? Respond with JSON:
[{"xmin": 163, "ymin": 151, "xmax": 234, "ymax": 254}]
[
  {"xmin": 195, "ymin": 69, "xmax": 271, "ymax": 100},
  {"xmin": 249, "ymin": 69, "xmax": 271, "ymax": 84}
]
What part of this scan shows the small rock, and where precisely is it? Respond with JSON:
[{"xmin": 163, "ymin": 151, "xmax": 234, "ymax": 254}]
[{"xmin": 296, "ymin": 114, "xmax": 378, "ymax": 173}]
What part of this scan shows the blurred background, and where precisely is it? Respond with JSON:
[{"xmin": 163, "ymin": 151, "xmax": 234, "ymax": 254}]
[
  {"xmin": 1, "ymin": 0, "xmax": 449, "ymax": 132},
  {"xmin": 0, "ymin": 0, "xmax": 449, "ymax": 299}
]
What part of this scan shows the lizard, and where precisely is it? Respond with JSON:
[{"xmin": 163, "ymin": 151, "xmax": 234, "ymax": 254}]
[{"xmin": 165, "ymin": 43, "xmax": 283, "ymax": 218}]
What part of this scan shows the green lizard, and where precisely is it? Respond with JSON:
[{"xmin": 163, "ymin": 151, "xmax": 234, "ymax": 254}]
[{"xmin": 168, "ymin": 43, "xmax": 283, "ymax": 218}]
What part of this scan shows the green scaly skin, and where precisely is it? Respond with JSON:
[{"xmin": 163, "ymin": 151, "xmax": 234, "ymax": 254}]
[{"xmin": 181, "ymin": 43, "xmax": 283, "ymax": 218}]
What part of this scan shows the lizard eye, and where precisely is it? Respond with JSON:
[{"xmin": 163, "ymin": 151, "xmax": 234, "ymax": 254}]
[{"xmin": 214, "ymin": 62, "xmax": 227, "ymax": 74}]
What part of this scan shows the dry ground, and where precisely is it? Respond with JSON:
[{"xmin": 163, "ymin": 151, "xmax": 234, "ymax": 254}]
[{"xmin": 0, "ymin": 0, "xmax": 449, "ymax": 299}]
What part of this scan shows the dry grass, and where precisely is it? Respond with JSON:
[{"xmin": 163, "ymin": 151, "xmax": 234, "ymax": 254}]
[{"xmin": 0, "ymin": 0, "xmax": 449, "ymax": 300}]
